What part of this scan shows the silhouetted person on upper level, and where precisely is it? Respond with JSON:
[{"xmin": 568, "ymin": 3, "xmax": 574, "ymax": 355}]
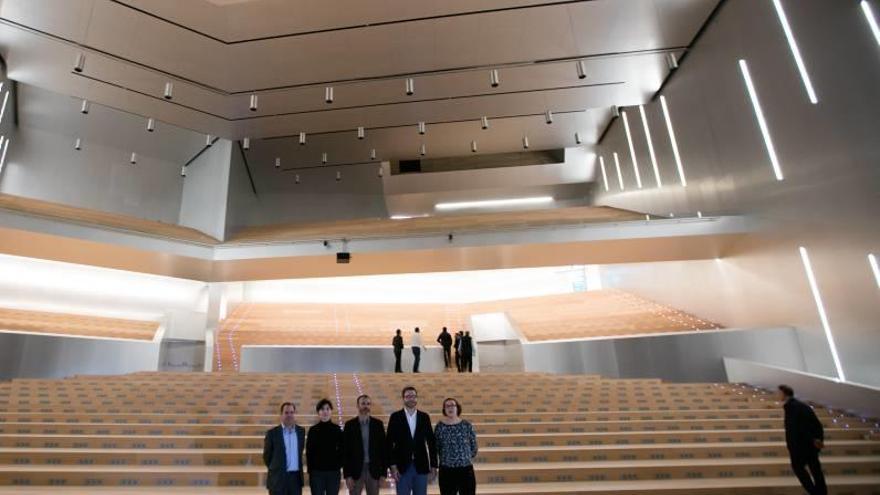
[
  {"xmin": 392, "ymin": 329, "xmax": 404, "ymax": 373},
  {"xmin": 460, "ymin": 332, "xmax": 473, "ymax": 373},
  {"xmin": 436, "ymin": 327, "xmax": 453, "ymax": 369},
  {"xmin": 778, "ymin": 384, "xmax": 826, "ymax": 495},
  {"xmin": 453, "ymin": 332, "xmax": 463, "ymax": 372},
  {"xmin": 411, "ymin": 327, "xmax": 426, "ymax": 373}
]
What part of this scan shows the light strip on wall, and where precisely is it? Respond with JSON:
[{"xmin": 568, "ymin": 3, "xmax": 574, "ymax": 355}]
[
  {"xmin": 772, "ymin": 0, "xmax": 818, "ymax": 104},
  {"xmin": 0, "ymin": 91, "xmax": 9, "ymax": 124},
  {"xmin": 869, "ymin": 253, "xmax": 880, "ymax": 288},
  {"xmin": 639, "ymin": 105, "xmax": 662, "ymax": 188},
  {"xmin": 612, "ymin": 152, "xmax": 625, "ymax": 190},
  {"xmin": 659, "ymin": 96, "xmax": 687, "ymax": 187},
  {"xmin": 862, "ymin": 1, "xmax": 880, "ymax": 47},
  {"xmin": 0, "ymin": 137, "xmax": 9, "ymax": 174},
  {"xmin": 799, "ymin": 246, "xmax": 846, "ymax": 381},
  {"xmin": 620, "ymin": 111, "xmax": 643, "ymax": 188},
  {"xmin": 435, "ymin": 196, "xmax": 553, "ymax": 210},
  {"xmin": 598, "ymin": 156, "xmax": 609, "ymax": 191},
  {"xmin": 739, "ymin": 60, "xmax": 784, "ymax": 181}
]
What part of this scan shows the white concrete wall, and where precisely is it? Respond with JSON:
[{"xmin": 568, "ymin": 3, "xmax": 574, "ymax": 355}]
[{"xmin": 178, "ymin": 140, "xmax": 232, "ymax": 241}]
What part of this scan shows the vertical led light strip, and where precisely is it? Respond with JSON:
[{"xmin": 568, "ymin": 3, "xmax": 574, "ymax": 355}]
[
  {"xmin": 620, "ymin": 111, "xmax": 643, "ymax": 188},
  {"xmin": 862, "ymin": 1, "xmax": 880, "ymax": 47},
  {"xmin": 0, "ymin": 137, "xmax": 9, "ymax": 174},
  {"xmin": 639, "ymin": 105, "xmax": 662, "ymax": 188},
  {"xmin": 739, "ymin": 60, "xmax": 784, "ymax": 181},
  {"xmin": 659, "ymin": 96, "xmax": 687, "ymax": 187},
  {"xmin": 612, "ymin": 152, "xmax": 625, "ymax": 190},
  {"xmin": 772, "ymin": 0, "xmax": 818, "ymax": 104},
  {"xmin": 598, "ymin": 156, "xmax": 609, "ymax": 191},
  {"xmin": 799, "ymin": 246, "xmax": 846, "ymax": 381},
  {"xmin": 0, "ymin": 91, "xmax": 9, "ymax": 124},
  {"xmin": 869, "ymin": 254, "xmax": 880, "ymax": 288}
]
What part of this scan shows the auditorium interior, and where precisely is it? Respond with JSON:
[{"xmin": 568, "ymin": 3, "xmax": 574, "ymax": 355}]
[{"xmin": 0, "ymin": 0, "xmax": 878, "ymax": 493}]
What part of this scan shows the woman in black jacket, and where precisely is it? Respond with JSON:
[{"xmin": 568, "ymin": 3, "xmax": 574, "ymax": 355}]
[{"xmin": 306, "ymin": 398, "xmax": 343, "ymax": 495}]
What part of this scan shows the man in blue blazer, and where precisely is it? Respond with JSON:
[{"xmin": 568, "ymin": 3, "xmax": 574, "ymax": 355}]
[
  {"xmin": 386, "ymin": 386, "xmax": 437, "ymax": 495},
  {"xmin": 264, "ymin": 402, "xmax": 306, "ymax": 495}
]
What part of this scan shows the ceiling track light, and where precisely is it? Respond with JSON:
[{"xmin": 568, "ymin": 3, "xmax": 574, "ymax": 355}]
[
  {"xmin": 249, "ymin": 94, "xmax": 258, "ymax": 111},
  {"xmin": 205, "ymin": 134, "xmax": 213, "ymax": 147},
  {"xmin": 164, "ymin": 82, "xmax": 174, "ymax": 100},
  {"xmin": 490, "ymin": 69, "xmax": 500, "ymax": 88},
  {"xmin": 80, "ymin": 99, "xmax": 90, "ymax": 114},
  {"xmin": 74, "ymin": 53, "xmax": 85, "ymax": 73},
  {"xmin": 419, "ymin": 144, "xmax": 426, "ymax": 156},
  {"xmin": 336, "ymin": 171, "xmax": 342, "ymax": 182},
  {"xmin": 242, "ymin": 137, "xmax": 250, "ymax": 150},
  {"xmin": 146, "ymin": 118, "xmax": 155, "ymax": 132},
  {"xmin": 299, "ymin": 132, "xmax": 306, "ymax": 145},
  {"xmin": 575, "ymin": 132, "xmax": 582, "ymax": 145},
  {"xmin": 129, "ymin": 152, "xmax": 137, "ymax": 165},
  {"xmin": 275, "ymin": 157, "xmax": 281, "ymax": 169},
  {"xmin": 322, "ymin": 152, "xmax": 328, "ymax": 164},
  {"xmin": 576, "ymin": 60, "xmax": 587, "ymax": 79},
  {"xmin": 481, "ymin": 116, "xmax": 489, "ymax": 130},
  {"xmin": 470, "ymin": 140, "xmax": 478, "ymax": 153},
  {"xmin": 611, "ymin": 105, "xmax": 620, "ymax": 118},
  {"xmin": 545, "ymin": 110, "xmax": 554, "ymax": 124},
  {"xmin": 295, "ymin": 174, "xmax": 300, "ymax": 184},
  {"xmin": 180, "ymin": 166, "xmax": 186, "ymax": 177},
  {"xmin": 357, "ymin": 126, "xmax": 365, "ymax": 140},
  {"xmin": 325, "ymin": 86, "xmax": 334, "ymax": 104},
  {"xmin": 666, "ymin": 53, "xmax": 679, "ymax": 70},
  {"xmin": 377, "ymin": 166, "xmax": 383, "ymax": 177},
  {"xmin": 405, "ymin": 78, "xmax": 414, "ymax": 96},
  {"xmin": 522, "ymin": 136, "xmax": 530, "ymax": 149},
  {"xmin": 74, "ymin": 138, "xmax": 82, "ymax": 150},
  {"xmin": 370, "ymin": 148, "xmax": 377, "ymax": 160},
  {"xmin": 418, "ymin": 122, "xmax": 426, "ymax": 135}
]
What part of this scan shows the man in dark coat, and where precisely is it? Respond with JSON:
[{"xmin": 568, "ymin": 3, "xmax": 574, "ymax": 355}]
[
  {"xmin": 460, "ymin": 331, "xmax": 474, "ymax": 373},
  {"xmin": 263, "ymin": 402, "xmax": 306, "ymax": 495},
  {"xmin": 436, "ymin": 327, "xmax": 453, "ymax": 368},
  {"xmin": 386, "ymin": 386, "xmax": 437, "ymax": 495},
  {"xmin": 343, "ymin": 394, "xmax": 386, "ymax": 495},
  {"xmin": 392, "ymin": 329, "xmax": 404, "ymax": 373},
  {"xmin": 778, "ymin": 385, "xmax": 826, "ymax": 495}
]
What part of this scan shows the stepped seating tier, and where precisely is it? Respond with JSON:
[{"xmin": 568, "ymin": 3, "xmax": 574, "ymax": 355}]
[{"xmin": 0, "ymin": 307, "xmax": 159, "ymax": 341}]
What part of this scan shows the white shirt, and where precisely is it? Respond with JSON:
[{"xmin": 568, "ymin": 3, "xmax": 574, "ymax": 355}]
[
  {"xmin": 281, "ymin": 424, "xmax": 299, "ymax": 472},
  {"xmin": 405, "ymin": 408, "xmax": 418, "ymax": 438},
  {"xmin": 412, "ymin": 332, "xmax": 422, "ymax": 348}
]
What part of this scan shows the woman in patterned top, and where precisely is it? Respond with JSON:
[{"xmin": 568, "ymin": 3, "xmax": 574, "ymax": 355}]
[{"xmin": 434, "ymin": 397, "xmax": 478, "ymax": 495}]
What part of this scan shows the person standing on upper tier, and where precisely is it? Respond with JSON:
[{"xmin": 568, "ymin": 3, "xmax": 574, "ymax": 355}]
[
  {"xmin": 392, "ymin": 329, "xmax": 404, "ymax": 373},
  {"xmin": 778, "ymin": 384, "xmax": 827, "ymax": 495},
  {"xmin": 411, "ymin": 327, "xmax": 426, "ymax": 373},
  {"xmin": 436, "ymin": 327, "xmax": 453, "ymax": 369}
]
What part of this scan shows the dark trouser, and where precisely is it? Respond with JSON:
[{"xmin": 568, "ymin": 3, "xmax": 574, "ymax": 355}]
[
  {"xmin": 309, "ymin": 470, "xmax": 340, "ymax": 495},
  {"xmin": 394, "ymin": 348, "xmax": 402, "ymax": 373},
  {"xmin": 412, "ymin": 346, "xmax": 421, "ymax": 372},
  {"xmin": 461, "ymin": 354, "xmax": 472, "ymax": 372},
  {"xmin": 454, "ymin": 350, "xmax": 461, "ymax": 371},
  {"xmin": 442, "ymin": 346, "xmax": 451, "ymax": 367},
  {"xmin": 438, "ymin": 465, "xmax": 476, "ymax": 495},
  {"xmin": 269, "ymin": 470, "xmax": 303, "ymax": 495},
  {"xmin": 790, "ymin": 452, "xmax": 827, "ymax": 495},
  {"xmin": 349, "ymin": 462, "xmax": 380, "ymax": 495}
]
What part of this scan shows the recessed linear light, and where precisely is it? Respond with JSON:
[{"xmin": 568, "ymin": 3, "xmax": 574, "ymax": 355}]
[
  {"xmin": 598, "ymin": 156, "xmax": 609, "ymax": 192},
  {"xmin": 639, "ymin": 105, "xmax": 662, "ymax": 188},
  {"xmin": 659, "ymin": 96, "xmax": 687, "ymax": 187},
  {"xmin": 772, "ymin": 0, "xmax": 818, "ymax": 104},
  {"xmin": 612, "ymin": 152, "xmax": 625, "ymax": 190},
  {"xmin": 621, "ymin": 110, "xmax": 643, "ymax": 189},
  {"xmin": 390, "ymin": 214, "xmax": 429, "ymax": 220},
  {"xmin": 862, "ymin": 1, "xmax": 880, "ymax": 48},
  {"xmin": 739, "ymin": 59, "xmax": 784, "ymax": 181},
  {"xmin": 869, "ymin": 253, "xmax": 880, "ymax": 289},
  {"xmin": 435, "ymin": 196, "xmax": 553, "ymax": 211},
  {"xmin": 799, "ymin": 246, "xmax": 846, "ymax": 382},
  {"xmin": 0, "ymin": 137, "xmax": 10, "ymax": 174}
]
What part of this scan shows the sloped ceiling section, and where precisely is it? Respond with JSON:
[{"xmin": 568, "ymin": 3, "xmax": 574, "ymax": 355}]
[{"xmin": 0, "ymin": 0, "xmax": 720, "ymax": 165}]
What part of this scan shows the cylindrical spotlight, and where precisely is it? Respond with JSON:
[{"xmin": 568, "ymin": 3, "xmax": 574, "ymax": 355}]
[
  {"xmin": 130, "ymin": 152, "xmax": 137, "ymax": 165},
  {"xmin": 417, "ymin": 122, "xmax": 426, "ymax": 135},
  {"xmin": 522, "ymin": 136, "xmax": 530, "ymax": 149},
  {"xmin": 242, "ymin": 137, "xmax": 251, "ymax": 150},
  {"xmin": 335, "ymin": 171, "xmax": 342, "ymax": 182},
  {"xmin": 490, "ymin": 69, "xmax": 500, "ymax": 88},
  {"xmin": 325, "ymin": 86, "xmax": 334, "ymax": 104},
  {"xmin": 295, "ymin": 174, "xmax": 300, "ymax": 184},
  {"xmin": 574, "ymin": 132, "xmax": 582, "ymax": 145},
  {"xmin": 74, "ymin": 53, "xmax": 85, "ymax": 73},
  {"xmin": 146, "ymin": 118, "xmax": 155, "ymax": 132},
  {"xmin": 275, "ymin": 157, "xmax": 281, "ymax": 169},
  {"xmin": 370, "ymin": 148, "xmax": 377, "ymax": 161},
  {"xmin": 80, "ymin": 99, "xmax": 90, "ymax": 114},
  {"xmin": 471, "ymin": 140, "xmax": 477, "ymax": 153},
  {"xmin": 74, "ymin": 138, "xmax": 82, "ymax": 150},
  {"xmin": 299, "ymin": 132, "xmax": 306, "ymax": 145},
  {"xmin": 576, "ymin": 60, "xmax": 587, "ymax": 80},
  {"xmin": 249, "ymin": 94, "xmax": 258, "ymax": 111},
  {"xmin": 481, "ymin": 116, "xmax": 489, "ymax": 130},
  {"xmin": 357, "ymin": 126, "xmax": 365, "ymax": 140},
  {"xmin": 545, "ymin": 110, "xmax": 554, "ymax": 124},
  {"xmin": 378, "ymin": 166, "xmax": 383, "ymax": 177},
  {"xmin": 180, "ymin": 166, "xmax": 187, "ymax": 177},
  {"xmin": 205, "ymin": 134, "xmax": 213, "ymax": 147},
  {"xmin": 419, "ymin": 144, "xmax": 426, "ymax": 156},
  {"xmin": 611, "ymin": 105, "xmax": 620, "ymax": 117},
  {"xmin": 666, "ymin": 53, "xmax": 679, "ymax": 70},
  {"xmin": 405, "ymin": 78, "xmax": 414, "ymax": 96},
  {"xmin": 164, "ymin": 82, "xmax": 174, "ymax": 100},
  {"xmin": 322, "ymin": 152, "xmax": 328, "ymax": 164}
]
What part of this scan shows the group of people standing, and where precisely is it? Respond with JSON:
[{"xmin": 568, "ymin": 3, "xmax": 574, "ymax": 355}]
[
  {"xmin": 392, "ymin": 327, "xmax": 474, "ymax": 373},
  {"xmin": 264, "ymin": 387, "xmax": 478, "ymax": 495}
]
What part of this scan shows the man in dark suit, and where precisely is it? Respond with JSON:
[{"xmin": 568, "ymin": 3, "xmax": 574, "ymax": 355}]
[
  {"xmin": 386, "ymin": 386, "xmax": 437, "ymax": 495},
  {"xmin": 392, "ymin": 329, "xmax": 404, "ymax": 373},
  {"xmin": 778, "ymin": 385, "xmax": 827, "ymax": 495},
  {"xmin": 436, "ymin": 327, "xmax": 453, "ymax": 368},
  {"xmin": 460, "ymin": 331, "xmax": 474, "ymax": 373},
  {"xmin": 263, "ymin": 402, "xmax": 306, "ymax": 495},
  {"xmin": 343, "ymin": 394, "xmax": 386, "ymax": 495}
]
